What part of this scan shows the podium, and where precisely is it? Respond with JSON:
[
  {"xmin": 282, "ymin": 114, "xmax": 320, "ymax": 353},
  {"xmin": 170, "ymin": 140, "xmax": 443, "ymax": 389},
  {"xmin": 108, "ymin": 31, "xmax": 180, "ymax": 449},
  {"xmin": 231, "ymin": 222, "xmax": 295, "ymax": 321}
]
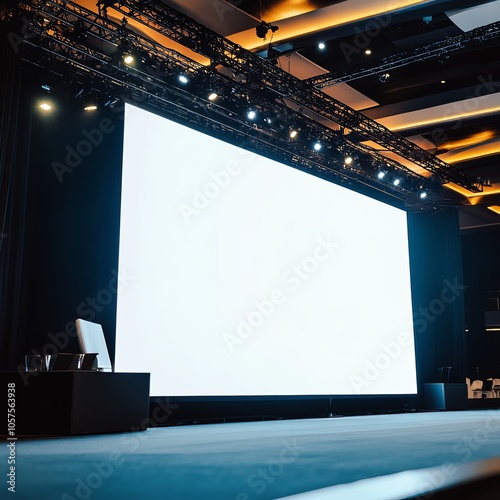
[
  {"xmin": 424, "ymin": 383, "xmax": 468, "ymax": 411},
  {"xmin": 1, "ymin": 371, "xmax": 150, "ymax": 436}
]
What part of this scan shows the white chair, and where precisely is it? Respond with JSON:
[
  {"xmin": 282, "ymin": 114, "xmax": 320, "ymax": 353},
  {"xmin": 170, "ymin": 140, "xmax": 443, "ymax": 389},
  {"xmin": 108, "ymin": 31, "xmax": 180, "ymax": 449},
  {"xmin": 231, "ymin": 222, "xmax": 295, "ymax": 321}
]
[{"xmin": 75, "ymin": 319, "xmax": 113, "ymax": 372}]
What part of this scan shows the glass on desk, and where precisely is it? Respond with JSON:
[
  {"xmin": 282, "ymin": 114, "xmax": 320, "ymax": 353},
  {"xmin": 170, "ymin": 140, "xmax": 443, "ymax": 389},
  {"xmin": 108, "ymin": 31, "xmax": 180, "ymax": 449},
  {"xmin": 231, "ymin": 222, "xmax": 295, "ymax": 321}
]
[{"xmin": 24, "ymin": 354, "xmax": 46, "ymax": 372}]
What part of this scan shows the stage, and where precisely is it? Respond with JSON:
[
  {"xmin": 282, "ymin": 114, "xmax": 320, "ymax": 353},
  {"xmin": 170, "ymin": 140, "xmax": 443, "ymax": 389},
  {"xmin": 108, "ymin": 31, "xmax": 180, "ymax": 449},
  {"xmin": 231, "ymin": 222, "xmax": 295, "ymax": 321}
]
[{"xmin": 10, "ymin": 409, "xmax": 500, "ymax": 499}]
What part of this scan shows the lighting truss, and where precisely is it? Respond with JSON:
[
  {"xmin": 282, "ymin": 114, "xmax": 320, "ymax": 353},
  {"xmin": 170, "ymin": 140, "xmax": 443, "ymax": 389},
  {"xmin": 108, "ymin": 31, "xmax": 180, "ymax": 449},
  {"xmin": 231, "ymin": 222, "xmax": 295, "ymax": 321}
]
[
  {"xmin": 0, "ymin": 0, "xmax": 470, "ymax": 202},
  {"xmin": 101, "ymin": 0, "xmax": 481, "ymax": 193},
  {"xmin": 305, "ymin": 20, "xmax": 500, "ymax": 88}
]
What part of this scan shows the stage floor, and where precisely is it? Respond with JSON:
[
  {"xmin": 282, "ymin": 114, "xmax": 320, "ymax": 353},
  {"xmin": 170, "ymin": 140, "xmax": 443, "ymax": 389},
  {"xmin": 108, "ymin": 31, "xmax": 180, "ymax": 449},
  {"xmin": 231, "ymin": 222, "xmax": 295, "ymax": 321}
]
[{"xmin": 6, "ymin": 410, "xmax": 500, "ymax": 499}]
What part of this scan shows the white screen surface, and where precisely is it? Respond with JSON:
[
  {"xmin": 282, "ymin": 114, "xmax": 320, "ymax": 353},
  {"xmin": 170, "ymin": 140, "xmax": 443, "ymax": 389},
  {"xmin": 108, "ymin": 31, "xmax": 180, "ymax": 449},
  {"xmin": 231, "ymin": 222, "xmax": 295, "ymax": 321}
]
[{"xmin": 115, "ymin": 103, "xmax": 418, "ymax": 397}]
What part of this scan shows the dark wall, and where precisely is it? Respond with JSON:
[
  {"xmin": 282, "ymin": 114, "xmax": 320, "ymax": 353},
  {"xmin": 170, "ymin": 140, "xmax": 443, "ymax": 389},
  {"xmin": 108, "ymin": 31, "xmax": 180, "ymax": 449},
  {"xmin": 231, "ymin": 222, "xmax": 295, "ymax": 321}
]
[
  {"xmin": 21, "ymin": 77, "xmax": 124, "ymax": 368},
  {"xmin": 407, "ymin": 209, "xmax": 466, "ymax": 388},
  {"xmin": 462, "ymin": 226, "xmax": 500, "ymax": 381}
]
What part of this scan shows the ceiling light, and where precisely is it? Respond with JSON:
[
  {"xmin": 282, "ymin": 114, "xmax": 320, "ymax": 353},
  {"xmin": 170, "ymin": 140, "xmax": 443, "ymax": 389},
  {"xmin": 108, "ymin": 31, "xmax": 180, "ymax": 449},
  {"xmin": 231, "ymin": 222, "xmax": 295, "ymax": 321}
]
[
  {"xmin": 39, "ymin": 102, "xmax": 52, "ymax": 111},
  {"xmin": 247, "ymin": 110, "xmax": 257, "ymax": 120},
  {"xmin": 318, "ymin": 42, "xmax": 326, "ymax": 50},
  {"xmin": 377, "ymin": 171, "xmax": 386, "ymax": 179},
  {"xmin": 419, "ymin": 191, "xmax": 428, "ymax": 199},
  {"xmin": 365, "ymin": 49, "xmax": 372, "ymax": 55},
  {"xmin": 178, "ymin": 74, "xmax": 189, "ymax": 85},
  {"xmin": 313, "ymin": 142, "xmax": 322, "ymax": 151},
  {"xmin": 289, "ymin": 129, "xmax": 298, "ymax": 139},
  {"xmin": 441, "ymin": 80, "xmax": 446, "ymax": 84},
  {"xmin": 123, "ymin": 53, "xmax": 134, "ymax": 64},
  {"xmin": 84, "ymin": 104, "xmax": 98, "ymax": 111},
  {"xmin": 208, "ymin": 91, "xmax": 218, "ymax": 101},
  {"xmin": 379, "ymin": 73, "xmax": 390, "ymax": 83},
  {"xmin": 393, "ymin": 178, "xmax": 401, "ymax": 186},
  {"xmin": 344, "ymin": 155, "xmax": 353, "ymax": 166}
]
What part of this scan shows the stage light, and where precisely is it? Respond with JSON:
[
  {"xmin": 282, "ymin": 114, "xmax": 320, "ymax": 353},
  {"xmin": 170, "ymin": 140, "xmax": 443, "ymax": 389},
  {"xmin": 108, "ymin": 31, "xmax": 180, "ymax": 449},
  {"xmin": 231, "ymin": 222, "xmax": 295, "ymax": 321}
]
[
  {"xmin": 247, "ymin": 110, "xmax": 257, "ymax": 120},
  {"xmin": 72, "ymin": 19, "xmax": 88, "ymax": 44},
  {"xmin": 39, "ymin": 102, "xmax": 52, "ymax": 111},
  {"xmin": 178, "ymin": 74, "xmax": 189, "ymax": 85},
  {"xmin": 318, "ymin": 42, "xmax": 326, "ymax": 50},
  {"xmin": 344, "ymin": 155, "xmax": 353, "ymax": 166},
  {"xmin": 123, "ymin": 54, "xmax": 134, "ymax": 64},
  {"xmin": 289, "ymin": 129, "xmax": 298, "ymax": 139},
  {"xmin": 379, "ymin": 73, "xmax": 390, "ymax": 83},
  {"xmin": 313, "ymin": 141, "xmax": 322, "ymax": 151},
  {"xmin": 365, "ymin": 49, "xmax": 372, "ymax": 55},
  {"xmin": 393, "ymin": 178, "xmax": 401, "ymax": 186},
  {"xmin": 419, "ymin": 191, "xmax": 428, "ymax": 199},
  {"xmin": 208, "ymin": 91, "xmax": 218, "ymax": 101},
  {"xmin": 256, "ymin": 21, "xmax": 279, "ymax": 39},
  {"xmin": 377, "ymin": 171, "xmax": 386, "ymax": 179},
  {"xmin": 84, "ymin": 104, "xmax": 98, "ymax": 111}
]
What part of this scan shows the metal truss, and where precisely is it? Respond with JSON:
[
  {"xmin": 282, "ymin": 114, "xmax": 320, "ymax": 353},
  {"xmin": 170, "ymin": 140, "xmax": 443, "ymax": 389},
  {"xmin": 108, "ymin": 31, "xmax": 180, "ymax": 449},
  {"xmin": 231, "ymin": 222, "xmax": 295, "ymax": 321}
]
[
  {"xmin": 306, "ymin": 20, "xmax": 500, "ymax": 88},
  {"xmin": 102, "ymin": 0, "xmax": 481, "ymax": 193},
  {"xmin": 1, "ymin": 0, "xmax": 463, "ymax": 202}
]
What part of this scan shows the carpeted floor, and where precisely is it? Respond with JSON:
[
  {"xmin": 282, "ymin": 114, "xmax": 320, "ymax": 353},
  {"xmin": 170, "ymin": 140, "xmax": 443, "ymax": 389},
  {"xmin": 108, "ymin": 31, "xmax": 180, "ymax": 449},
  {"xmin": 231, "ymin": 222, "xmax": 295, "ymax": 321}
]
[{"xmin": 5, "ymin": 410, "xmax": 500, "ymax": 499}]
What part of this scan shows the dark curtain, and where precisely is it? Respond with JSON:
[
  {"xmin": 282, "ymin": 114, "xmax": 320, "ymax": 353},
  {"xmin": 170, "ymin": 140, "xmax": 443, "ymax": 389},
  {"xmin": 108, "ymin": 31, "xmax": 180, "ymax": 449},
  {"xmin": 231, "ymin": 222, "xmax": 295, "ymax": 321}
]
[
  {"xmin": 0, "ymin": 22, "xmax": 32, "ymax": 370},
  {"xmin": 408, "ymin": 208, "xmax": 466, "ymax": 391}
]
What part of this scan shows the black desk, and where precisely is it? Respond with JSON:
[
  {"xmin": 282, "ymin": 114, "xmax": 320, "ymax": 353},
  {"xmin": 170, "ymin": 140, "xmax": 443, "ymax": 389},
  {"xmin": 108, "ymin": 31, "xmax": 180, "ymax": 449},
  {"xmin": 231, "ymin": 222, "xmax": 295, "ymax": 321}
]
[{"xmin": 2, "ymin": 371, "xmax": 150, "ymax": 436}]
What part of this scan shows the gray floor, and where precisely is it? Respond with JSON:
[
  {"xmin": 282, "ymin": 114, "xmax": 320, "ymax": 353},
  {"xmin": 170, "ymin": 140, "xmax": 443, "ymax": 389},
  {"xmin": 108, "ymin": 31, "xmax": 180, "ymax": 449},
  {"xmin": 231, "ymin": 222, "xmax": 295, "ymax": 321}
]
[{"xmin": 4, "ymin": 410, "xmax": 500, "ymax": 499}]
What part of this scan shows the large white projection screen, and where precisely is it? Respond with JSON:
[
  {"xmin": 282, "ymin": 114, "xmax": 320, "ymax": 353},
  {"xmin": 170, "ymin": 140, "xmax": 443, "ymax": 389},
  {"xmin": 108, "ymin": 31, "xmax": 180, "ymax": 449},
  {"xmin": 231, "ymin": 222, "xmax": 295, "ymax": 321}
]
[{"xmin": 115, "ymin": 103, "xmax": 418, "ymax": 397}]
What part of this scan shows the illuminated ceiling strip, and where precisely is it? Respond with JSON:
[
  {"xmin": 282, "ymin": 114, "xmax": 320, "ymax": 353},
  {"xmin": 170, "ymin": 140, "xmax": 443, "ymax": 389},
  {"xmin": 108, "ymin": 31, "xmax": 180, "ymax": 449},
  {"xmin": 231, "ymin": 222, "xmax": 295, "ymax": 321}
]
[
  {"xmin": 438, "ymin": 139, "xmax": 500, "ymax": 165},
  {"xmin": 445, "ymin": 184, "xmax": 500, "ymax": 202},
  {"xmin": 375, "ymin": 94, "xmax": 500, "ymax": 132},
  {"xmin": 228, "ymin": 0, "xmax": 431, "ymax": 51},
  {"xmin": 487, "ymin": 206, "xmax": 500, "ymax": 215}
]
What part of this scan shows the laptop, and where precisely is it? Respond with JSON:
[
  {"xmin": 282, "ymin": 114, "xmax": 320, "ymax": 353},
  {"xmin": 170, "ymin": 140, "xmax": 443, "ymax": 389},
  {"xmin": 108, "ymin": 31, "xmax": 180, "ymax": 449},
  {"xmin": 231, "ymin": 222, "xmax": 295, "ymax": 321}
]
[{"xmin": 75, "ymin": 319, "xmax": 113, "ymax": 372}]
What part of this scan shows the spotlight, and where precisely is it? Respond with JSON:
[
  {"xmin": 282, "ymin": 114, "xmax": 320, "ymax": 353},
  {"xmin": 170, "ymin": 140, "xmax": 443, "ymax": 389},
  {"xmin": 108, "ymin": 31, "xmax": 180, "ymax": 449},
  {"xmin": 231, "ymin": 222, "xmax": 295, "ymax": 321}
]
[
  {"xmin": 377, "ymin": 171, "xmax": 386, "ymax": 179},
  {"xmin": 39, "ymin": 102, "xmax": 52, "ymax": 111},
  {"xmin": 289, "ymin": 129, "xmax": 298, "ymax": 139},
  {"xmin": 246, "ymin": 110, "xmax": 257, "ymax": 120},
  {"xmin": 313, "ymin": 141, "xmax": 322, "ymax": 151},
  {"xmin": 256, "ymin": 21, "xmax": 279, "ymax": 39},
  {"xmin": 123, "ymin": 53, "xmax": 134, "ymax": 64},
  {"xmin": 379, "ymin": 73, "xmax": 390, "ymax": 83},
  {"xmin": 318, "ymin": 42, "xmax": 326, "ymax": 50},
  {"xmin": 178, "ymin": 74, "xmax": 189, "ymax": 85},
  {"xmin": 208, "ymin": 91, "xmax": 218, "ymax": 101},
  {"xmin": 393, "ymin": 178, "xmax": 401, "ymax": 186},
  {"xmin": 365, "ymin": 49, "xmax": 372, "ymax": 55},
  {"xmin": 84, "ymin": 104, "xmax": 98, "ymax": 112},
  {"xmin": 344, "ymin": 155, "xmax": 353, "ymax": 166},
  {"xmin": 419, "ymin": 191, "xmax": 428, "ymax": 199}
]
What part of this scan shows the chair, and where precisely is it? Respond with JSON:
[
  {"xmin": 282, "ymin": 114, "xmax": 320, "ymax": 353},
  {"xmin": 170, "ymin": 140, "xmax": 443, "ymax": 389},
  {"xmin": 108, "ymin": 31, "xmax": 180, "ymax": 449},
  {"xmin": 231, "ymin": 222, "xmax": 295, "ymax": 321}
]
[
  {"xmin": 470, "ymin": 379, "xmax": 483, "ymax": 398},
  {"xmin": 75, "ymin": 319, "xmax": 113, "ymax": 372}
]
